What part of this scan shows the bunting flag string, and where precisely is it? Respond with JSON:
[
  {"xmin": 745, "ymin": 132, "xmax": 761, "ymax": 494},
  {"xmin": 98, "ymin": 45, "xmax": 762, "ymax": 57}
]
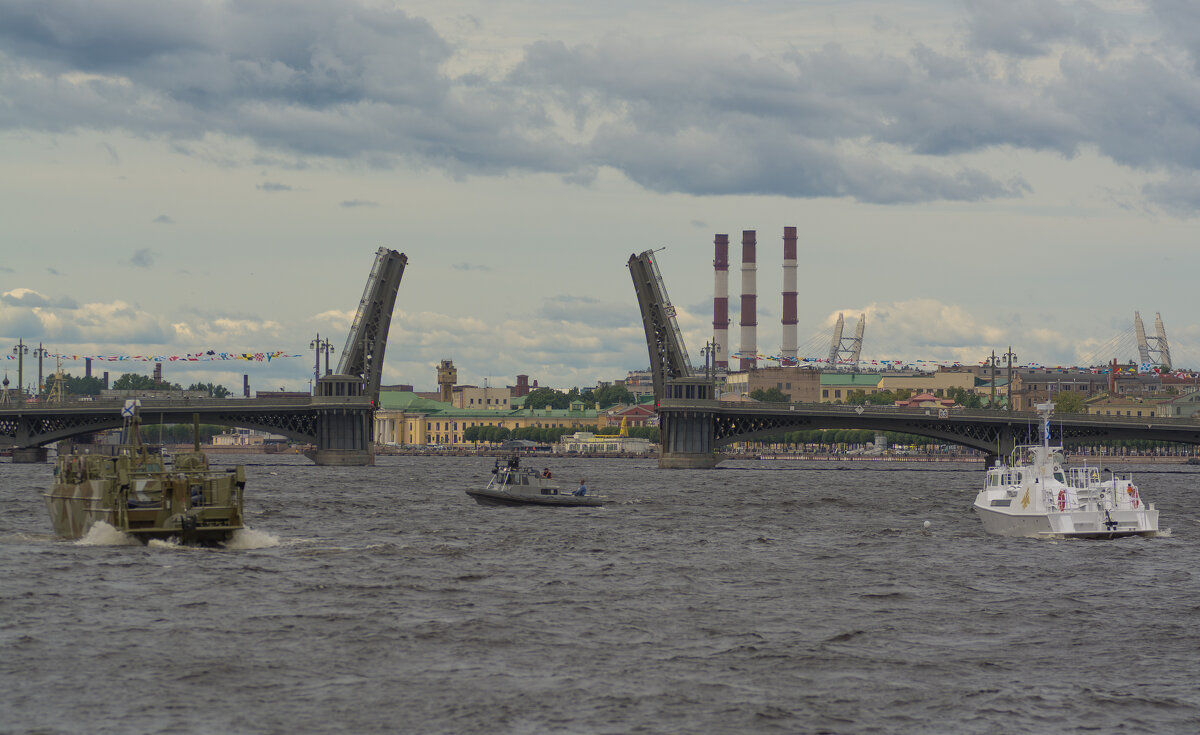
[
  {"xmin": 4, "ymin": 350, "xmax": 302, "ymax": 363},
  {"xmin": 723, "ymin": 352, "xmax": 1200, "ymax": 379}
]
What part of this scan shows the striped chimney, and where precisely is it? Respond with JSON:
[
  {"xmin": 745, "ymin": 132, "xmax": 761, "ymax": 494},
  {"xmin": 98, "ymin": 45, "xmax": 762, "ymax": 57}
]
[
  {"xmin": 781, "ymin": 226, "xmax": 798, "ymax": 366},
  {"xmin": 713, "ymin": 234, "xmax": 730, "ymax": 370},
  {"xmin": 739, "ymin": 230, "xmax": 757, "ymax": 371}
]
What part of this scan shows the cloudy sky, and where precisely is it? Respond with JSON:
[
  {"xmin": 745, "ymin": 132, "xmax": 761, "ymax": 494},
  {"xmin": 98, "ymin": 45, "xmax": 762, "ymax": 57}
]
[{"xmin": 3, "ymin": 0, "xmax": 1200, "ymax": 393}]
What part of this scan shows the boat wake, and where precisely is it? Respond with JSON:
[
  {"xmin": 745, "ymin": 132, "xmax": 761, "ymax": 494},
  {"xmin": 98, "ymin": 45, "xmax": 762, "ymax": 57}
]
[
  {"xmin": 225, "ymin": 527, "xmax": 281, "ymax": 549},
  {"xmin": 74, "ymin": 521, "xmax": 139, "ymax": 547}
]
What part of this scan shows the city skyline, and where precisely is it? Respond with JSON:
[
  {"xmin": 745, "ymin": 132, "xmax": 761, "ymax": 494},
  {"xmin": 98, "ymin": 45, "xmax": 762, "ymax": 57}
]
[{"xmin": 4, "ymin": 1, "xmax": 1200, "ymax": 392}]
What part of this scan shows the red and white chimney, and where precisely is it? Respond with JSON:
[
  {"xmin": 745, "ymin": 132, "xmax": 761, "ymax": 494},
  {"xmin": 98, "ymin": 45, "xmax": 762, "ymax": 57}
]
[
  {"xmin": 713, "ymin": 234, "xmax": 730, "ymax": 371},
  {"xmin": 781, "ymin": 226, "xmax": 798, "ymax": 366},
  {"xmin": 739, "ymin": 230, "xmax": 757, "ymax": 371}
]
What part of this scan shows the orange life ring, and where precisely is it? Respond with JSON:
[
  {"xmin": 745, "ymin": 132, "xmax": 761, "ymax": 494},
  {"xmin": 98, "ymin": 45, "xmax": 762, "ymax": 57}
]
[
  {"xmin": 1057, "ymin": 489, "xmax": 1066, "ymax": 511},
  {"xmin": 1127, "ymin": 485, "xmax": 1139, "ymax": 509}
]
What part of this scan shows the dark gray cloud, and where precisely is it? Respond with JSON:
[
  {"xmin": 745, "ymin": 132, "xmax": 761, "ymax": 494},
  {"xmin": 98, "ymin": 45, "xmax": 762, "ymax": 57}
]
[
  {"xmin": 452, "ymin": 262, "xmax": 490, "ymax": 272},
  {"xmin": 129, "ymin": 248, "xmax": 155, "ymax": 268},
  {"xmin": 258, "ymin": 181, "xmax": 292, "ymax": 191},
  {"xmin": 539, "ymin": 295, "xmax": 635, "ymax": 328},
  {"xmin": 2, "ymin": 1, "xmax": 1200, "ymax": 209},
  {"xmin": 340, "ymin": 199, "xmax": 378, "ymax": 207},
  {"xmin": 152, "ymin": 214, "xmax": 174, "ymax": 224},
  {"xmin": 963, "ymin": 0, "xmax": 1113, "ymax": 57}
]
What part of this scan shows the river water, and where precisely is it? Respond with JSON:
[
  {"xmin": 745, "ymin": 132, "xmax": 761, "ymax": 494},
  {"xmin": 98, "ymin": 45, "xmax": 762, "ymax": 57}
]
[{"xmin": 2, "ymin": 455, "xmax": 1199, "ymax": 734}]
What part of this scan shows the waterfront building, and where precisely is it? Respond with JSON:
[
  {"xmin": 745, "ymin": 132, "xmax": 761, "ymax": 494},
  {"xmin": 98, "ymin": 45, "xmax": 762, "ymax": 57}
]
[
  {"xmin": 1084, "ymin": 395, "xmax": 1166, "ymax": 418},
  {"xmin": 723, "ymin": 367, "xmax": 821, "ymax": 402},
  {"xmin": 876, "ymin": 370, "xmax": 976, "ymax": 399},
  {"xmin": 599, "ymin": 403, "xmax": 658, "ymax": 429},
  {"xmin": 374, "ymin": 390, "xmax": 599, "ymax": 447},
  {"xmin": 451, "ymin": 385, "xmax": 512, "ymax": 410},
  {"xmin": 819, "ymin": 372, "xmax": 882, "ymax": 403}
]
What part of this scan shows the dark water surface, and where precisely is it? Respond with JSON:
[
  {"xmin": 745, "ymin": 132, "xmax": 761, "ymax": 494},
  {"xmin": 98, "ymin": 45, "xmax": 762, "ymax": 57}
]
[{"xmin": 3, "ymin": 456, "xmax": 1199, "ymax": 734}]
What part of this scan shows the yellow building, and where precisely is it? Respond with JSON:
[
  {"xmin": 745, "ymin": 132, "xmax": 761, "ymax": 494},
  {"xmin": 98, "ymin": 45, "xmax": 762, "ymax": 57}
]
[
  {"xmin": 374, "ymin": 391, "xmax": 600, "ymax": 446},
  {"xmin": 452, "ymin": 385, "xmax": 513, "ymax": 410},
  {"xmin": 876, "ymin": 370, "xmax": 976, "ymax": 399},
  {"xmin": 1085, "ymin": 395, "xmax": 1165, "ymax": 418},
  {"xmin": 723, "ymin": 367, "xmax": 821, "ymax": 402}
]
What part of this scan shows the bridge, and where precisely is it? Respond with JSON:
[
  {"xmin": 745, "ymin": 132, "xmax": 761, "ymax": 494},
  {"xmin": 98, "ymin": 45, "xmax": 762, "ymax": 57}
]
[
  {"xmin": 1, "ymin": 248, "xmax": 408, "ymax": 466},
  {"xmin": 628, "ymin": 251, "xmax": 1200, "ymax": 468}
]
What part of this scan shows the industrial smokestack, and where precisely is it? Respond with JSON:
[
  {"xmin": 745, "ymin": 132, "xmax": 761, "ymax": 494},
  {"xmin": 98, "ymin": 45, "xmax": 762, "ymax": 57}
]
[
  {"xmin": 781, "ymin": 226, "xmax": 798, "ymax": 366},
  {"xmin": 713, "ymin": 234, "xmax": 730, "ymax": 371},
  {"xmin": 739, "ymin": 230, "xmax": 757, "ymax": 371}
]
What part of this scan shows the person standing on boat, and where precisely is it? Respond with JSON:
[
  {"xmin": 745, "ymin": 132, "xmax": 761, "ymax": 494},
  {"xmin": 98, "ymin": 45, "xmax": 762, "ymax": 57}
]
[
  {"xmin": 542, "ymin": 468, "xmax": 553, "ymax": 479},
  {"xmin": 574, "ymin": 479, "xmax": 587, "ymax": 497}
]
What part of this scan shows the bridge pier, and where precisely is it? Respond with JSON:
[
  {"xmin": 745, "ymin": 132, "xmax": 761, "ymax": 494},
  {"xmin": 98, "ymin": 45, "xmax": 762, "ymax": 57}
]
[
  {"xmin": 10, "ymin": 447, "xmax": 48, "ymax": 463},
  {"xmin": 659, "ymin": 409, "xmax": 720, "ymax": 469},
  {"xmin": 308, "ymin": 403, "xmax": 376, "ymax": 466}
]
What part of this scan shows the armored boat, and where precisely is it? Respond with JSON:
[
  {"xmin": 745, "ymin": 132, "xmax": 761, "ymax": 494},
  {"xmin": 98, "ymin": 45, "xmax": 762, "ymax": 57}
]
[
  {"xmin": 466, "ymin": 458, "xmax": 604, "ymax": 508},
  {"xmin": 44, "ymin": 403, "xmax": 245, "ymax": 544}
]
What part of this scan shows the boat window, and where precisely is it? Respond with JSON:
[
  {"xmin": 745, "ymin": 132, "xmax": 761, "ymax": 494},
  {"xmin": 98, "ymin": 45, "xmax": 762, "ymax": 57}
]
[{"xmin": 1053, "ymin": 471, "xmax": 1066, "ymax": 483}]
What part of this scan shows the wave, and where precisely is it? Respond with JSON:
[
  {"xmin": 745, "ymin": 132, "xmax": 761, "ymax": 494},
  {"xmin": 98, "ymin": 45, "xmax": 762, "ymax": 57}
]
[{"xmin": 74, "ymin": 521, "xmax": 139, "ymax": 547}]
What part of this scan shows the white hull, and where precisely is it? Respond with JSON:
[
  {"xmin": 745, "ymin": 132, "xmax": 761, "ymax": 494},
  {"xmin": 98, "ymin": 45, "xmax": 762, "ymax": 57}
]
[
  {"xmin": 973, "ymin": 404, "xmax": 1160, "ymax": 540},
  {"xmin": 974, "ymin": 504, "xmax": 1158, "ymax": 539}
]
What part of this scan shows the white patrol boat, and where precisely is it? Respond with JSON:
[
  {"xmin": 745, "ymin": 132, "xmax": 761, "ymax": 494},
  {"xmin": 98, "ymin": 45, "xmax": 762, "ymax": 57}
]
[{"xmin": 973, "ymin": 403, "xmax": 1158, "ymax": 539}]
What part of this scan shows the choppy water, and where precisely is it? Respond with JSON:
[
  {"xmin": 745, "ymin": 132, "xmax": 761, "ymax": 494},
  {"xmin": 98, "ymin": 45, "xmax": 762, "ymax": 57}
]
[{"xmin": 3, "ymin": 455, "xmax": 1199, "ymax": 734}]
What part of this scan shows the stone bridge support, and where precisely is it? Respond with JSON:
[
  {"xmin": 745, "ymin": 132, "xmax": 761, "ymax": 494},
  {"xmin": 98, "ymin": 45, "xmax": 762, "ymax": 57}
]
[{"xmin": 659, "ymin": 409, "xmax": 719, "ymax": 468}]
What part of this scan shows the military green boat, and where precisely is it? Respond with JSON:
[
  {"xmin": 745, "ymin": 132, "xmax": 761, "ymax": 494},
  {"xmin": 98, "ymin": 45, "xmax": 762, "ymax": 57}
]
[{"xmin": 44, "ymin": 403, "xmax": 245, "ymax": 544}]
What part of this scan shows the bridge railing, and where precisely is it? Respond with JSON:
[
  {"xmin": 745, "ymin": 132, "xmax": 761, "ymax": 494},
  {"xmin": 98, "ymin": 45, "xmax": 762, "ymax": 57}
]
[{"xmin": 673, "ymin": 400, "xmax": 1200, "ymax": 426}]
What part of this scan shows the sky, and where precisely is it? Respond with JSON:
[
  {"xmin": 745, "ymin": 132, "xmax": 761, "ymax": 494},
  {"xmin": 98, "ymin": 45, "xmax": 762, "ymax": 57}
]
[{"xmin": 3, "ymin": 0, "xmax": 1200, "ymax": 394}]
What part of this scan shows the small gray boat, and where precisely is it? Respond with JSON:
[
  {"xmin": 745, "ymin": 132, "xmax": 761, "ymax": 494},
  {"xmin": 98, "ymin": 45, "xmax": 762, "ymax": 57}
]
[{"xmin": 466, "ymin": 459, "xmax": 604, "ymax": 508}]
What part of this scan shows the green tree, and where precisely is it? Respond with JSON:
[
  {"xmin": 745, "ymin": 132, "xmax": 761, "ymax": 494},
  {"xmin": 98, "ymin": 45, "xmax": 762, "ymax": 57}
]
[
  {"xmin": 1051, "ymin": 391, "xmax": 1087, "ymax": 414},
  {"xmin": 749, "ymin": 387, "xmax": 789, "ymax": 403},
  {"xmin": 188, "ymin": 382, "xmax": 231, "ymax": 398},
  {"xmin": 583, "ymin": 385, "xmax": 636, "ymax": 408},
  {"xmin": 111, "ymin": 373, "xmax": 181, "ymax": 391},
  {"xmin": 947, "ymin": 387, "xmax": 983, "ymax": 408},
  {"xmin": 524, "ymin": 387, "xmax": 572, "ymax": 410},
  {"xmin": 55, "ymin": 373, "xmax": 105, "ymax": 396}
]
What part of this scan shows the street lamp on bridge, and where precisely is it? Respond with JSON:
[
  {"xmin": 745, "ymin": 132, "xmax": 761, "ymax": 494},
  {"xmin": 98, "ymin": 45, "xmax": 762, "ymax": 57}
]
[
  {"xmin": 985, "ymin": 349, "xmax": 1000, "ymax": 409},
  {"xmin": 700, "ymin": 340, "xmax": 720, "ymax": 380},
  {"xmin": 11, "ymin": 339, "xmax": 28, "ymax": 402},
  {"xmin": 310, "ymin": 334, "xmax": 335, "ymax": 381},
  {"xmin": 33, "ymin": 343, "xmax": 49, "ymax": 397},
  {"xmin": 1002, "ymin": 346, "xmax": 1018, "ymax": 412}
]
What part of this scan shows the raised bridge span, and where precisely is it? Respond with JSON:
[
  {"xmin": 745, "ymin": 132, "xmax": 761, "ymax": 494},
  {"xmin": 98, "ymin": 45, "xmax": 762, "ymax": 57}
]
[
  {"xmin": 1, "ymin": 248, "xmax": 407, "ymax": 466},
  {"xmin": 628, "ymin": 250, "xmax": 1200, "ymax": 468}
]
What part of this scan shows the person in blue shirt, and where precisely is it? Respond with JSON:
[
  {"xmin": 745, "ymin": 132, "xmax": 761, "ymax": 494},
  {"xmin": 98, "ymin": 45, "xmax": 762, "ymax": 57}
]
[{"xmin": 573, "ymin": 479, "xmax": 587, "ymax": 497}]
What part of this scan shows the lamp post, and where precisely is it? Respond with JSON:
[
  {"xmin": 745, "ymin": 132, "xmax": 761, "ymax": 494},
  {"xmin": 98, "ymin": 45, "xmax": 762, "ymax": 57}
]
[
  {"xmin": 985, "ymin": 349, "xmax": 999, "ymax": 408},
  {"xmin": 12, "ymin": 339, "xmax": 28, "ymax": 402},
  {"xmin": 309, "ymin": 334, "xmax": 333, "ymax": 381},
  {"xmin": 1002, "ymin": 346, "xmax": 1018, "ymax": 412},
  {"xmin": 700, "ymin": 340, "xmax": 720, "ymax": 380},
  {"xmin": 33, "ymin": 343, "xmax": 49, "ymax": 397}
]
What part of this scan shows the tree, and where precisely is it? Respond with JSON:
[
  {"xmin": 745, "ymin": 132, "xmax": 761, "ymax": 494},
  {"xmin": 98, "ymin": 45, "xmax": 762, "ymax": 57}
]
[
  {"xmin": 583, "ymin": 385, "xmax": 636, "ymax": 408},
  {"xmin": 947, "ymin": 387, "xmax": 983, "ymax": 408},
  {"xmin": 524, "ymin": 387, "xmax": 572, "ymax": 410},
  {"xmin": 749, "ymin": 387, "xmax": 789, "ymax": 403},
  {"xmin": 55, "ymin": 372, "xmax": 105, "ymax": 396},
  {"xmin": 111, "ymin": 373, "xmax": 181, "ymax": 391},
  {"xmin": 188, "ymin": 382, "xmax": 231, "ymax": 398},
  {"xmin": 1051, "ymin": 391, "xmax": 1087, "ymax": 414}
]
